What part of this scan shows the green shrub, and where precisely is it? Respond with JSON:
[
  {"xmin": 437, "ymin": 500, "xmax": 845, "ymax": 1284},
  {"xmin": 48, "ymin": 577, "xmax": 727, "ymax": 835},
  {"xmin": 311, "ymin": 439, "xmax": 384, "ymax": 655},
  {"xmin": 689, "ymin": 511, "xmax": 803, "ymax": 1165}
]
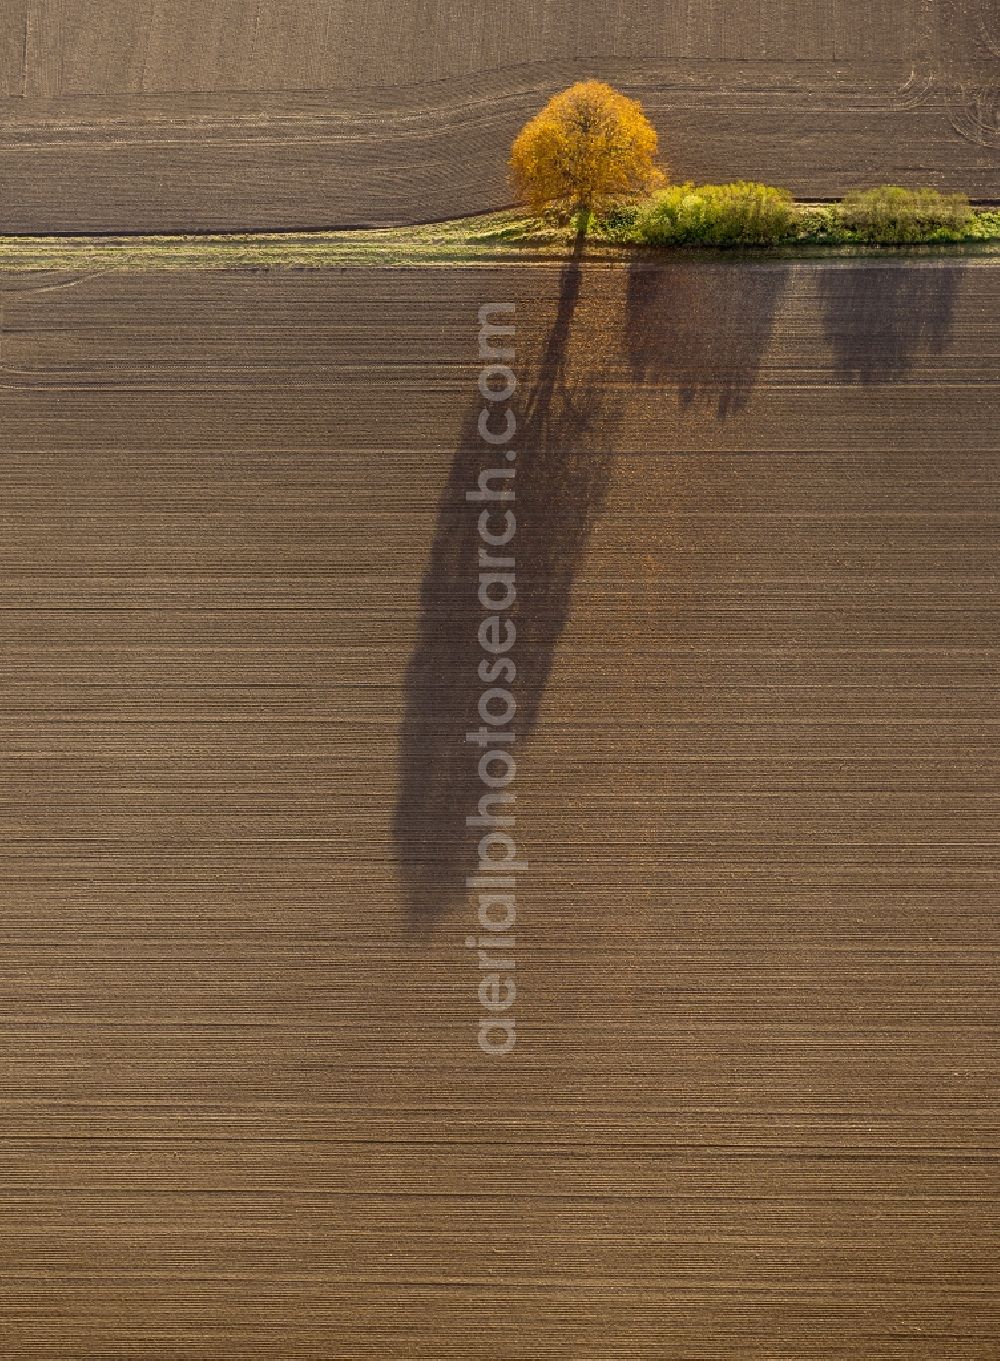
[
  {"xmin": 594, "ymin": 201, "xmax": 642, "ymax": 239},
  {"xmin": 635, "ymin": 181, "xmax": 797, "ymax": 247},
  {"xmin": 837, "ymin": 186, "xmax": 972, "ymax": 244},
  {"xmin": 795, "ymin": 203, "xmax": 852, "ymax": 242},
  {"xmin": 964, "ymin": 208, "xmax": 1000, "ymax": 241}
]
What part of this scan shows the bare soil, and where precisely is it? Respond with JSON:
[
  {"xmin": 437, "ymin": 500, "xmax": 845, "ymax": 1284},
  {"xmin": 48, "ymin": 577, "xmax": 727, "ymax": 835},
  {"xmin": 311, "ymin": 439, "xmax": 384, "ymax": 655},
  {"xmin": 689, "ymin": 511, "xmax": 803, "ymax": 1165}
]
[
  {"xmin": 2, "ymin": 0, "xmax": 998, "ymax": 230},
  {"xmin": 0, "ymin": 256, "xmax": 996, "ymax": 1357}
]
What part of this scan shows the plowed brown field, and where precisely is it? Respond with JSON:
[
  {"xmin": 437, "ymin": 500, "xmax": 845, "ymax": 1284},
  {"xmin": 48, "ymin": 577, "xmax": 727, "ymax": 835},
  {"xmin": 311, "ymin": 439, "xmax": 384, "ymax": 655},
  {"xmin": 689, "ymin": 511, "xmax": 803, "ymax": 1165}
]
[
  {"xmin": 1, "ymin": 256, "xmax": 997, "ymax": 1357},
  {"xmin": 2, "ymin": 0, "xmax": 999, "ymax": 230}
]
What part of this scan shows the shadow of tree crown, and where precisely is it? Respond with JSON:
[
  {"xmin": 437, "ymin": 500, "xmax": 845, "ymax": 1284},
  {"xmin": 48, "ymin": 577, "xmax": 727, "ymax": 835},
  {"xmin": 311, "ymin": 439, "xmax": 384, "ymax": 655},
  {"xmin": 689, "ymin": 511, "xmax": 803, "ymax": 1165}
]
[{"xmin": 394, "ymin": 243, "xmax": 615, "ymax": 930}]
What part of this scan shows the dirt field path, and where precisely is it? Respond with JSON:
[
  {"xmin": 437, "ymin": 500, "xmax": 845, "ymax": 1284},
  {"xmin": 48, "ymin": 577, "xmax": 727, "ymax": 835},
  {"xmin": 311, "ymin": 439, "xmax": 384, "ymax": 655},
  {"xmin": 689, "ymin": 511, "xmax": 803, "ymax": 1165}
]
[{"xmin": 0, "ymin": 256, "xmax": 996, "ymax": 1357}]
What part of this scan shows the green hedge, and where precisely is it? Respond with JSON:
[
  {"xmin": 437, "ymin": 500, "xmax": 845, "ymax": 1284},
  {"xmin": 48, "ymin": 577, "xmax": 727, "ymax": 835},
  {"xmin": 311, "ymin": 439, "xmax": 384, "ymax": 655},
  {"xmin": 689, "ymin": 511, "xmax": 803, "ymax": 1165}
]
[
  {"xmin": 634, "ymin": 181, "xmax": 797, "ymax": 247},
  {"xmin": 593, "ymin": 182, "xmax": 990, "ymax": 248},
  {"xmin": 835, "ymin": 186, "xmax": 973, "ymax": 243}
]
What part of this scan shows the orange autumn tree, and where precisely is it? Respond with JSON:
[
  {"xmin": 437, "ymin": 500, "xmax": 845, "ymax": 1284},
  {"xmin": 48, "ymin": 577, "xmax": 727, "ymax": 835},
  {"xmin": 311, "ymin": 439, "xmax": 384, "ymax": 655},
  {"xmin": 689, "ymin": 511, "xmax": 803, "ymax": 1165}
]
[{"xmin": 509, "ymin": 80, "xmax": 666, "ymax": 233}]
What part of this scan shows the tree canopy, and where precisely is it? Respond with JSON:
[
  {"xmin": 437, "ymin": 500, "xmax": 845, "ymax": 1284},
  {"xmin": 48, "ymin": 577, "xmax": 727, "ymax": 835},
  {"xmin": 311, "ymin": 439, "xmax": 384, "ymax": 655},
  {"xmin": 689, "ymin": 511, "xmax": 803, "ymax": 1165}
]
[{"xmin": 509, "ymin": 80, "xmax": 665, "ymax": 228}]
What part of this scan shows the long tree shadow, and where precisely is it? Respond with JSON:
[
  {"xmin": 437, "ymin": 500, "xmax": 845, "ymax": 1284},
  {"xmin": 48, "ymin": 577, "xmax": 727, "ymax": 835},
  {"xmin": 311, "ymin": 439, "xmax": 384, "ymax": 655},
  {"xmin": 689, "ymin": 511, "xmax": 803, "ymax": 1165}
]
[
  {"xmin": 394, "ymin": 242, "xmax": 615, "ymax": 931},
  {"xmin": 817, "ymin": 263, "xmax": 964, "ymax": 383},
  {"xmin": 625, "ymin": 257, "xmax": 790, "ymax": 418}
]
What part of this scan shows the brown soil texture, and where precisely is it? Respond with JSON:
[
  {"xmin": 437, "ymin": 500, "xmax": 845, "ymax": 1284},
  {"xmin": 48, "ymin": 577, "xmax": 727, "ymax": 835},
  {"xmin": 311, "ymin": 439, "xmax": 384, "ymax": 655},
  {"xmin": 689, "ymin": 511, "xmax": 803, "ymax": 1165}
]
[
  {"xmin": 2, "ymin": 0, "xmax": 998, "ymax": 230},
  {"xmin": 0, "ymin": 257, "xmax": 997, "ymax": 1357}
]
